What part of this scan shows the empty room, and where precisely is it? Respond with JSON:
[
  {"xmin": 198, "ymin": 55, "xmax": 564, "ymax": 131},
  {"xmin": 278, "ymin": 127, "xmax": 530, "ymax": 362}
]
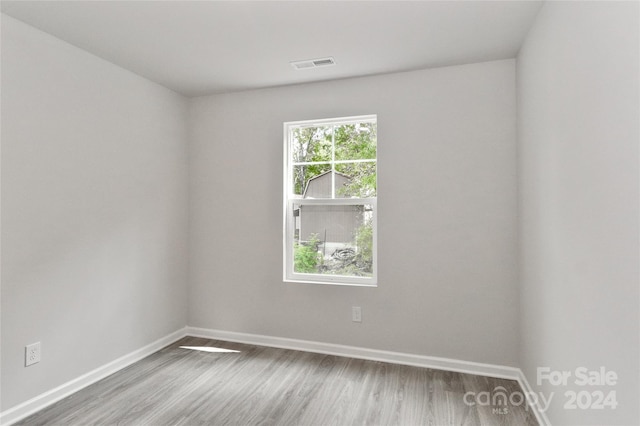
[{"xmin": 1, "ymin": 1, "xmax": 638, "ymax": 425}]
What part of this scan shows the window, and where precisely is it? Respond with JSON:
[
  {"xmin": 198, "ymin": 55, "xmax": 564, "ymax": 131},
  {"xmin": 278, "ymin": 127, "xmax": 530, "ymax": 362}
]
[{"xmin": 283, "ymin": 115, "xmax": 377, "ymax": 286}]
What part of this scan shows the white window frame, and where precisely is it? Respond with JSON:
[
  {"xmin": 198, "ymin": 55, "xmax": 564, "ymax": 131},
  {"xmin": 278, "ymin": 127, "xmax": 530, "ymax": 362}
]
[{"xmin": 283, "ymin": 115, "xmax": 377, "ymax": 286}]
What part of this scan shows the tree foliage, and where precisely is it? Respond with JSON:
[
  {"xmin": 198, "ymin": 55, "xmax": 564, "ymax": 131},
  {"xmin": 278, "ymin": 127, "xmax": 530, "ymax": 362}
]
[
  {"xmin": 292, "ymin": 122, "xmax": 376, "ymax": 197},
  {"xmin": 294, "ymin": 233, "xmax": 322, "ymax": 273},
  {"xmin": 354, "ymin": 218, "xmax": 373, "ymax": 272}
]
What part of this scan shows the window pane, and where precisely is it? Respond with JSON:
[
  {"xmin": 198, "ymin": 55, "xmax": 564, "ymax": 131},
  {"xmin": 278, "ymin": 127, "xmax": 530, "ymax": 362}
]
[
  {"xmin": 334, "ymin": 122, "xmax": 377, "ymax": 161},
  {"xmin": 335, "ymin": 162, "xmax": 377, "ymax": 198},
  {"xmin": 291, "ymin": 126, "xmax": 332, "ymax": 164},
  {"xmin": 292, "ymin": 164, "xmax": 331, "ymax": 197},
  {"xmin": 286, "ymin": 115, "xmax": 377, "ymax": 285},
  {"xmin": 292, "ymin": 203, "xmax": 374, "ymax": 278}
]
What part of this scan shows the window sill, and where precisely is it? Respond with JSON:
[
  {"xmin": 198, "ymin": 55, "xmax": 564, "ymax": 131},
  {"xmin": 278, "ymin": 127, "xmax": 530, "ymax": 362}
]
[{"xmin": 283, "ymin": 278, "xmax": 377, "ymax": 287}]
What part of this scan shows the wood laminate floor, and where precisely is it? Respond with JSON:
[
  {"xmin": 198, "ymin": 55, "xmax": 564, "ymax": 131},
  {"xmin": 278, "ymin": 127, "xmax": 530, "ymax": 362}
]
[{"xmin": 18, "ymin": 336, "xmax": 539, "ymax": 425}]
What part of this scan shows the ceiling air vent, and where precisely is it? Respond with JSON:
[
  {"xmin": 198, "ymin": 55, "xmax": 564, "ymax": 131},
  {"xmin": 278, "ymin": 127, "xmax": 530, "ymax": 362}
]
[{"xmin": 290, "ymin": 57, "xmax": 336, "ymax": 70}]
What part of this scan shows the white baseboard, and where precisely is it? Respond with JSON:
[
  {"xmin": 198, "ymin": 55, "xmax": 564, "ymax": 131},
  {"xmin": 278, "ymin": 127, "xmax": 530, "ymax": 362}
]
[
  {"xmin": 0, "ymin": 327, "xmax": 188, "ymax": 426},
  {"xmin": 516, "ymin": 369, "xmax": 553, "ymax": 426},
  {"xmin": 185, "ymin": 326, "xmax": 521, "ymax": 381}
]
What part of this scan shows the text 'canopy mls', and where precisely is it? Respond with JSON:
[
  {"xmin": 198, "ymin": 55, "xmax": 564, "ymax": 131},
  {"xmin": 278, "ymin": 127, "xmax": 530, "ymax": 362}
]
[{"xmin": 291, "ymin": 122, "xmax": 376, "ymax": 198}]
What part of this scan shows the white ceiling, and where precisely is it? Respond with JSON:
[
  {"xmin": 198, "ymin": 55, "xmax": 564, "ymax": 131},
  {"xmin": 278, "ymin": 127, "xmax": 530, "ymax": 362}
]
[{"xmin": 1, "ymin": 1, "xmax": 543, "ymax": 97}]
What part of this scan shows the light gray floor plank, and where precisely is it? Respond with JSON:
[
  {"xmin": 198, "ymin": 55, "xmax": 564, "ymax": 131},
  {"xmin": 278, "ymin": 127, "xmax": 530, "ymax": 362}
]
[{"xmin": 17, "ymin": 336, "xmax": 539, "ymax": 425}]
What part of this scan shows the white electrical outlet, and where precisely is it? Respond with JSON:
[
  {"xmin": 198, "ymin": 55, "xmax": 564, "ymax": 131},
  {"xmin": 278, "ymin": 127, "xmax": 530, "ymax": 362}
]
[
  {"xmin": 25, "ymin": 342, "xmax": 41, "ymax": 367},
  {"xmin": 352, "ymin": 306, "xmax": 362, "ymax": 322}
]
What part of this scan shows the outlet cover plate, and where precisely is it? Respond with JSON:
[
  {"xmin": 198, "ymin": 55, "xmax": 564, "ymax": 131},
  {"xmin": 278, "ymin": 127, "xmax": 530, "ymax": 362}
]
[
  {"xmin": 352, "ymin": 306, "xmax": 362, "ymax": 322},
  {"xmin": 25, "ymin": 342, "xmax": 41, "ymax": 366}
]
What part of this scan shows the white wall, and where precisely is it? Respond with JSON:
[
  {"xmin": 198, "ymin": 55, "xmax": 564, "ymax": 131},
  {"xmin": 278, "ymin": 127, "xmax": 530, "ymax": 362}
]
[
  {"xmin": 1, "ymin": 15, "xmax": 189, "ymax": 411},
  {"xmin": 188, "ymin": 59, "xmax": 519, "ymax": 367},
  {"xmin": 517, "ymin": 2, "xmax": 639, "ymax": 425}
]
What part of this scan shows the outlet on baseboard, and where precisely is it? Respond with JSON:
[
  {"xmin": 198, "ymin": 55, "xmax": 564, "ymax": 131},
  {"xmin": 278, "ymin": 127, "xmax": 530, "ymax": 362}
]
[
  {"xmin": 25, "ymin": 342, "xmax": 41, "ymax": 367},
  {"xmin": 352, "ymin": 306, "xmax": 362, "ymax": 322}
]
